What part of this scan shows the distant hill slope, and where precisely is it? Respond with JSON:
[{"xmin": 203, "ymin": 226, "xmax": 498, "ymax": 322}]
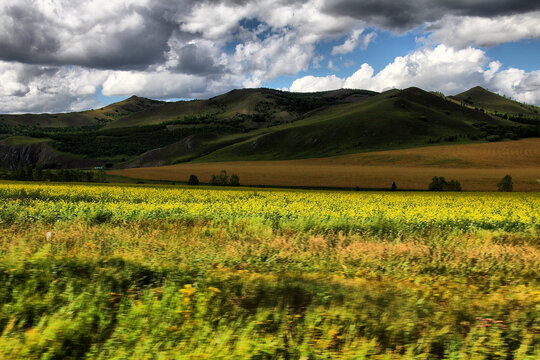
[
  {"xmin": 452, "ymin": 86, "xmax": 540, "ymax": 118},
  {"xmin": 104, "ymin": 88, "xmax": 376, "ymax": 129},
  {"xmin": 196, "ymin": 87, "xmax": 518, "ymax": 161},
  {"xmin": 1, "ymin": 86, "xmax": 539, "ymax": 169},
  {"xmin": 0, "ymin": 136, "xmax": 98, "ymax": 169},
  {"xmin": 0, "ymin": 96, "xmax": 164, "ymax": 128}
]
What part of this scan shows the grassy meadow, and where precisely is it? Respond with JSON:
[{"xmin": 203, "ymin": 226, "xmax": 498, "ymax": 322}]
[{"xmin": 0, "ymin": 182, "xmax": 538, "ymax": 359}]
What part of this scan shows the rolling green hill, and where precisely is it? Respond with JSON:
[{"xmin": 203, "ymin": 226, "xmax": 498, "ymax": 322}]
[
  {"xmin": 0, "ymin": 86, "xmax": 538, "ymax": 169},
  {"xmin": 0, "ymin": 96, "xmax": 164, "ymax": 128},
  {"xmin": 196, "ymin": 87, "xmax": 522, "ymax": 161},
  {"xmin": 452, "ymin": 86, "xmax": 540, "ymax": 118},
  {"xmin": 105, "ymin": 88, "xmax": 376, "ymax": 129}
]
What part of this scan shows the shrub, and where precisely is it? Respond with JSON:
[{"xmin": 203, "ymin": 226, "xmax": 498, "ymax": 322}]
[
  {"xmin": 429, "ymin": 177, "xmax": 462, "ymax": 191},
  {"xmin": 446, "ymin": 180, "xmax": 462, "ymax": 191},
  {"xmin": 218, "ymin": 170, "xmax": 229, "ymax": 185},
  {"xmin": 505, "ymin": 132, "xmax": 519, "ymax": 140},
  {"xmin": 210, "ymin": 170, "xmax": 229, "ymax": 186},
  {"xmin": 486, "ymin": 135, "xmax": 502, "ymax": 142},
  {"xmin": 391, "ymin": 182, "xmax": 397, "ymax": 191},
  {"xmin": 187, "ymin": 174, "xmax": 199, "ymax": 186},
  {"xmin": 497, "ymin": 175, "xmax": 513, "ymax": 192},
  {"xmin": 429, "ymin": 176, "xmax": 446, "ymax": 191},
  {"xmin": 229, "ymin": 174, "xmax": 240, "ymax": 186}
]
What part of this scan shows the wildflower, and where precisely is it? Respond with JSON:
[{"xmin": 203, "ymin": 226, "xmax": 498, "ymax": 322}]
[
  {"xmin": 180, "ymin": 284, "xmax": 196, "ymax": 304},
  {"xmin": 180, "ymin": 284, "xmax": 196, "ymax": 296},
  {"xmin": 208, "ymin": 286, "xmax": 221, "ymax": 295}
]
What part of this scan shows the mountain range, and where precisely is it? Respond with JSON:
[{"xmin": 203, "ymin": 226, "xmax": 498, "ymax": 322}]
[{"xmin": 0, "ymin": 86, "xmax": 538, "ymax": 170}]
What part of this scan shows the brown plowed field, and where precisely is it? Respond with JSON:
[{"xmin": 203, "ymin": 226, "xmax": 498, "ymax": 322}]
[{"xmin": 110, "ymin": 139, "xmax": 540, "ymax": 191}]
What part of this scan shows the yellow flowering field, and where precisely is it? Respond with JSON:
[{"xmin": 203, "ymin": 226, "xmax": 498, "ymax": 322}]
[{"xmin": 0, "ymin": 182, "xmax": 538, "ymax": 232}]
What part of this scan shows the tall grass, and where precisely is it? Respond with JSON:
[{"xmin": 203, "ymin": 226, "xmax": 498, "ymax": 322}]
[{"xmin": 0, "ymin": 182, "xmax": 538, "ymax": 358}]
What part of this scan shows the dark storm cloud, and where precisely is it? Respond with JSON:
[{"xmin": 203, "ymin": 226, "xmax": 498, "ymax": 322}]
[
  {"xmin": 81, "ymin": 5, "xmax": 177, "ymax": 70},
  {"xmin": 441, "ymin": 0, "xmax": 540, "ymax": 17},
  {"xmin": 0, "ymin": 5, "xmax": 61, "ymax": 61},
  {"xmin": 173, "ymin": 44, "xmax": 225, "ymax": 75},
  {"xmin": 0, "ymin": 2, "xmax": 176, "ymax": 70},
  {"xmin": 0, "ymin": 0, "xmax": 250, "ymax": 75},
  {"xmin": 324, "ymin": 0, "xmax": 540, "ymax": 30}
]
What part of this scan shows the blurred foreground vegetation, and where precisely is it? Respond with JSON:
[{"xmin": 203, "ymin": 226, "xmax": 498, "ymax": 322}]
[{"xmin": 0, "ymin": 182, "xmax": 538, "ymax": 359}]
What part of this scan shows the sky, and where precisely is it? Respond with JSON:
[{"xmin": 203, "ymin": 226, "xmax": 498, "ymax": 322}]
[{"xmin": 1, "ymin": 0, "xmax": 540, "ymax": 113}]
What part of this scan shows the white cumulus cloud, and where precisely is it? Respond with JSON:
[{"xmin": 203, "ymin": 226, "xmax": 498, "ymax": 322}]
[
  {"xmin": 332, "ymin": 29, "xmax": 376, "ymax": 55},
  {"xmin": 102, "ymin": 71, "xmax": 207, "ymax": 99},
  {"xmin": 290, "ymin": 75, "xmax": 344, "ymax": 92},
  {"xmin": 0, "ymin": 61, "xmax": 108, "ymax": 113},
  {"xmin": 290, "ymin": 45, "xmax": 540, "ymax": 104}
]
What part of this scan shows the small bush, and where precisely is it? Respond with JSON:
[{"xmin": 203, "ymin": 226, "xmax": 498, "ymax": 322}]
[
  {"xmin": 446, "ymin": 180, "xmax": 462, "ymax": 191},
  {"xmin": 429, "ymin": 176, "xmax": 446, "ymax": 191},
  {"xmin": 486, "ymin": 135, "xmax": 502, "ymax": 142},
  {"xmin": 210, "ymin": 170, "xmax": 230, "ymax": 186},
  {"xmin": 497, "ymin": 175, "xmax": 513, "ymax": 192},
  {"xmin": 229, "ymin": 174, "xmax": 240, "ymax": 186},
  {"xmin": 187, "ymin": 174, "xmax": 199, "ymax": 186}
]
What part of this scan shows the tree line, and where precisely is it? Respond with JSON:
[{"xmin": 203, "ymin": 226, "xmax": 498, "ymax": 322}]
[
  {"xmin": 427, "ymin": 175, "xmax": 513, "ymax": 192},
  {"xmin": 1, "ymin": 166, "xmax": 107, "ymax": 183},
  {"xmin": 187, "ymin": 170, "xmax": 240, "ymax": 186},
  {"xmin": 2, "ymin": 166, "xmax": 516, "ymax": 192}
]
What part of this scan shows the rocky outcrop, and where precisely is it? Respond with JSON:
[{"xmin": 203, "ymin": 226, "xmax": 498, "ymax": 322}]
[{"xmin": 0, "ymin": 142, "xmax": 99, "ymax": 169}]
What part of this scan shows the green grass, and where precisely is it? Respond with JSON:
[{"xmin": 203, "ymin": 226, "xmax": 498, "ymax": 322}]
[
  {"xmin": 104, "ymin": 174, "xmax": 180, "ymax": 185},
  {"xmin": 197, "ymin": 88, "xmax": 512, "ymax": 162},
  {"xmin": 0, "ymin": 221, "xmax": 538, "ymax": 359},
  {"xmin": 0, "ymin": 182, "xmax": 538, "ymax": 358},
  {"xmin": 0, "ymin": 136, "xmax": 51, "ymax": 146},
  {"xmin": 452, "ymin": 86, "xmax": 540, "ymax": 117}
]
